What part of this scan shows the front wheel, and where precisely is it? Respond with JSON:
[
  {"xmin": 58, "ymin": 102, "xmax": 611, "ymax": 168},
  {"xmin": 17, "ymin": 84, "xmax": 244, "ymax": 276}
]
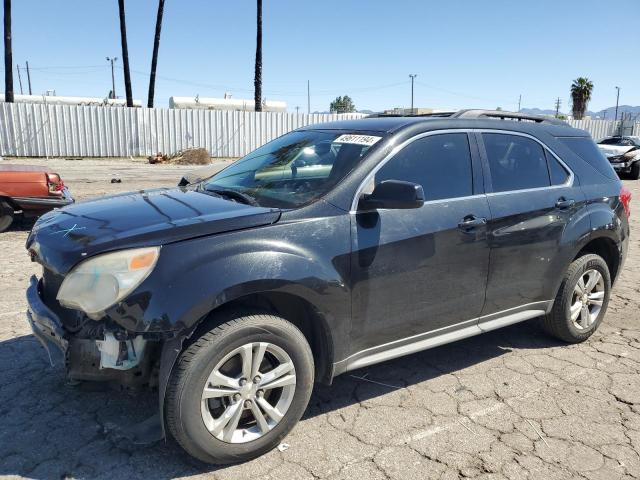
[
  {"xmin": 165, "ymin": 313, "xmax": 314, "ymax": 464},
  {"xmin": 629, "ymin": 161, "xmax": 640, "ymax": 180},
  {"xmin": 542, "ymin": 254, "xmax": 611, "ymax": 343},
  {"xmin": 0, "ymin": 200, "xmax": 14, "ymax": 233}
]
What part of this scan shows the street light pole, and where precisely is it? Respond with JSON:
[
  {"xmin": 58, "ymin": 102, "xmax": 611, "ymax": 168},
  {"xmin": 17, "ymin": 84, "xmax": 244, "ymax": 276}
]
[
  {"xmin": 409, "ymin": 74, "xmax": 417, "ymax": 114},
  {"xmin": 106, "ymin": 57, "xmax": 118, "ymax": 99},
  {"xmin": 614, "ymin": 86, "xmax": 620, "ymax": 123}
]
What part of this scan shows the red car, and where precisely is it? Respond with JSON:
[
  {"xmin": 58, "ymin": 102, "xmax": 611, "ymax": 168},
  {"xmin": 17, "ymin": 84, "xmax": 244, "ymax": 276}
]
[{"xmin": 0, "ymin": 164, "xmax": 73, "ymax": 232}]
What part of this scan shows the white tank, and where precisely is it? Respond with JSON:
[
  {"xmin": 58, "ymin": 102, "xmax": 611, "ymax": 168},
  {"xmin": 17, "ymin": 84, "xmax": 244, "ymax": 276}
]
[
  {"xmin": 0, "ymin": 94, "xmax": 142, "ymax": 107},
  {"xmin": 169, "ymin": 96, "xmax": 287, "ymax": 112}
]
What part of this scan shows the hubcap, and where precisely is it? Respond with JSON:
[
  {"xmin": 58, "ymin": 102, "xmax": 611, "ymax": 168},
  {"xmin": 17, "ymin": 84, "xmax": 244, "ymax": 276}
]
[
  {"xmin": 570, "ymin": 269, "xmax": 605, "ymax": 330},
  {"xmin": 200, "ymin": 342, "xmax": 296, "ymax": 444}
]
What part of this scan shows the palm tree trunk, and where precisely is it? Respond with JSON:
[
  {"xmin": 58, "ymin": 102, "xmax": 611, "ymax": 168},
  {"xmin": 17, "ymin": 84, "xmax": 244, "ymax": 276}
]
[
  {"xmin": 3, "ymin": 0, "xmax": 13, "ymax": 103},
  {"xmin": 253, "ymin": 0, "xmax": 262, "ymax": 112},
  {"xmin": 147, "ymin": 0, "xmax": 165, "ymax": 108},
  {"xmin": 117, "ymin": 0, "xmax": 134, "ymax": 107}
]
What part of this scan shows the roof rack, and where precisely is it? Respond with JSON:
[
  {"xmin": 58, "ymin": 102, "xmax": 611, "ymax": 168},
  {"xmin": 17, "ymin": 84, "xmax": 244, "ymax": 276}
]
[
  {"xmin": 450, "ymin": 109, "xmax": 569, "ymax": 126},
  {"xmin": 367, "ymin": 109, "xmax": 569, "ymax": 126},
  {"xmin": 367, "ymin": 111, "xmax": 456, "ymax": 118}
]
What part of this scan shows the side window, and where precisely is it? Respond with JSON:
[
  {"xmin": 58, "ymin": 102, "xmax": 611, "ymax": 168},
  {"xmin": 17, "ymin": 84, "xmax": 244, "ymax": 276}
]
[
  {"xmin": 374, "ymin": 133, "xmax": 473, "ymax": 201},
  {"xmin": 482, "ymin": 133, "xmax": 550, "ymax": 192},
  {"xmin": 547, "ymin": 153, "xmax": 570, "ymax": 185}
]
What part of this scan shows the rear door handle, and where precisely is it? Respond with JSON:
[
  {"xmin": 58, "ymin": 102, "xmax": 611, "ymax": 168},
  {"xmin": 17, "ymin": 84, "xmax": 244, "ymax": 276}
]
[
  {"xmin": 555, "ymin": 197, "xmax": 575, "ymax": 209},
  {"xmin": 458, "ymin": 215, "xmax": 487, "ymax": 230}
]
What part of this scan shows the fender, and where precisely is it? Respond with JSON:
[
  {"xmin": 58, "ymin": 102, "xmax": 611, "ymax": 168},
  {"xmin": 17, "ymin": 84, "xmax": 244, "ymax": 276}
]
[{"xmin": 126, "ymin": 217, "xmax": 353, "ymax": 438}]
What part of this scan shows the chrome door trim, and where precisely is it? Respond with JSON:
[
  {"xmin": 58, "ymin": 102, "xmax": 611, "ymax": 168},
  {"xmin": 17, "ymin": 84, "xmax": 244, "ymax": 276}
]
[
  {"xmin": 348, "ymin": 128, "xmax": 576, "ymax": 212},
  {"xmin": 349, "ymin": 129, "xmax": 476, "ymax": 213},
  {"xmin": 471, "ymin": 129, "xmax": 575, "ymax": 195},
  {"xmin": 333, "ymin": 301, "xmax": 551, "ymax": 375}
]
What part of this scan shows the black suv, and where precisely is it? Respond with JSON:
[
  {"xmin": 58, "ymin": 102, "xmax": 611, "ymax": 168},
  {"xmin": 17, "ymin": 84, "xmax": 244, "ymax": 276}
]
[{"xmin": 26, "ymin": 110, "xmax": 631, "ymax": 464}]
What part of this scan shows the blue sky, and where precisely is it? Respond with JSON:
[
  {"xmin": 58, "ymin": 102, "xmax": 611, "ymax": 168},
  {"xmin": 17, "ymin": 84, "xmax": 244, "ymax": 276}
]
[{"xmin": 3, "ymin": 0, "xmax": 638, "ymax": 112}]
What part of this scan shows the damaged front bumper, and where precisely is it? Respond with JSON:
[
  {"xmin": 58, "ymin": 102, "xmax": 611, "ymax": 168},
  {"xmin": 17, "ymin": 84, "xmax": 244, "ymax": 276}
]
[
  {"xmin": 26, "ymin": 275, "xmax": 154, "ymax": 384},
  {"xmin": 27, "ymin": 276, "xmax": 69, "ymax": 365}
]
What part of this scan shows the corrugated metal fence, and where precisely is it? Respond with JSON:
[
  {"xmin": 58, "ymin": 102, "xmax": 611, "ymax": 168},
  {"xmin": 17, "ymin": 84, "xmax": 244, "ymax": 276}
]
[
  {"xmin": 0, "ymin": 103, "xmax": 366, "ymax": 158},
  {"xmin": 1, "ymin": 102, "xmax": 639, "ymax": 158},
  {"xmin": 564, "ymin": 119, "xmax": 640, "ymax": 140}
]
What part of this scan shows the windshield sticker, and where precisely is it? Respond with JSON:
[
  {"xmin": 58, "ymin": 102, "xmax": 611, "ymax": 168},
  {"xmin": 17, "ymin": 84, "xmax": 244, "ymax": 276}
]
[{"xmin": 333, "ymin": 134, "xmax": 382, "ymax": 146}]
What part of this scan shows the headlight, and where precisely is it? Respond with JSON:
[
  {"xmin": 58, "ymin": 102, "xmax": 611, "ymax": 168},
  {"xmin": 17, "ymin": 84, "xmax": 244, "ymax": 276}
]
[
  {"xmin": 623, "ymin": 150, "xmax": 639, "ymax": 161},
  {"xmin": 57, "ymin": 247, "xmax": 160, "ymax": 318}
]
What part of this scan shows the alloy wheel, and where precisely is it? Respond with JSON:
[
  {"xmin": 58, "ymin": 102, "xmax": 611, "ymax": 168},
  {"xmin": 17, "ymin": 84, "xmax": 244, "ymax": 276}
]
[
  {"xmin": 200, "ymin": 342, "xmax": 296, "ymax": 443},
  {"xmin": 570, "ymin": 269, "xmax": 605, "ymax": 330}
]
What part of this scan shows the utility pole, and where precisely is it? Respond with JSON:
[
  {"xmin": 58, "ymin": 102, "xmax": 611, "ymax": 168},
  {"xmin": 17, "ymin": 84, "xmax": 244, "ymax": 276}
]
[
  {"xmin": 554, "ymin": 97, "xmax": 561, "ymax": 118},
  {"xmin": 25, "ymin": 60, "xmax": 32, "ymax": 95},
  {"xmin": 16, "ymin": 63, "xmax": 23, "ymax": 94},
  {"xmin": 307, "ymin": 80, "xmax": 310, "ymax": 114},
  {"xmin": 614, "ymin": 86, "xmax": 620, "ymax": 122},
  {"xmin": 106, "ymin": 57, "xmax": 117, "ymax": 99},
  {"xmin": 409, "ymin": 74, "xmax": 417, "ymax": 114},
  {"xmin": 517, "ymin": 94, "xmax": 522, "ymax": 112}
]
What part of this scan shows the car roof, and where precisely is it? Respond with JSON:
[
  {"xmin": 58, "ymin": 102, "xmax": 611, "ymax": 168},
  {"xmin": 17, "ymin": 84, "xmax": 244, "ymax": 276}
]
[{"xmin": 301, "ymin": 114, "xmax": 588, "ymax": 137}]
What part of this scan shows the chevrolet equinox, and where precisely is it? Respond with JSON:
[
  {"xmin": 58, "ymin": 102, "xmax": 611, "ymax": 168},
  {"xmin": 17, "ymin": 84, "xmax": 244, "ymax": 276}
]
[{"xmin": 26, "ymin": 110, "xmax": 631, "ymax": 463}]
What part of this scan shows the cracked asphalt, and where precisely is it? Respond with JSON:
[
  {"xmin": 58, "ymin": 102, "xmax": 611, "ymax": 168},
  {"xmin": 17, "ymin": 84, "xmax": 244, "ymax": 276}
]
[{"xmin": 1, "ymin": 158, "xmax": 639, "ymax": 480}]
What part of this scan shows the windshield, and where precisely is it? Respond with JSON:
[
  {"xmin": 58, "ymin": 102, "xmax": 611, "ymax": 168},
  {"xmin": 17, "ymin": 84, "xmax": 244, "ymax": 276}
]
[{"xmin": 203, "ymin": 130, "xmax": 381, "ymax": 208}]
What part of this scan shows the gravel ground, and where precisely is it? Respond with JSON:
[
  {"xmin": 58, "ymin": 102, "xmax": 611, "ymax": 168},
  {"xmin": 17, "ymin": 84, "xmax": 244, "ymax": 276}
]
[{"xmin": 0, "ymin": 158, "xmax": 639, "ymax": 480}]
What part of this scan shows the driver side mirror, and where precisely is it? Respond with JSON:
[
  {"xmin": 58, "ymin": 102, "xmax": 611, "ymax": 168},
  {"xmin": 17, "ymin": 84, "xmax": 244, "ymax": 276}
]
[{"xmin": 358, "ymin": 180, "xmax": 425, "ymax": 210}]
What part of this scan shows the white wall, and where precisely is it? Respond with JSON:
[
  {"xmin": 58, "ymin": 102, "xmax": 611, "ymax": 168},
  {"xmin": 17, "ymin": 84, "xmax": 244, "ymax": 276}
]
[
  {"xmin": 1, "ymin": 103, "xmax": 638, "ymax": 158},
  {"xmin": 0, "ymin": 103, "xmax": 365, "ymax": 158}
]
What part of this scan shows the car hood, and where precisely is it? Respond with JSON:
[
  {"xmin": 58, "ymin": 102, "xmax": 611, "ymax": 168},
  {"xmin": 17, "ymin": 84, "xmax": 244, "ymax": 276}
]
[
  {"xmin": 26, "ymin": 187, "xmax": 281, "ymax": 274},
  {"xmin": 598, "ymin": 145, "xmax": 635, "ymax": 157}
]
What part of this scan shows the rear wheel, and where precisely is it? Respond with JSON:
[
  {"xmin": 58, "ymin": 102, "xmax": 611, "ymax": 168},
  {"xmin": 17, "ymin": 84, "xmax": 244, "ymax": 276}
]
[
  {"xmin": 542, "ymin": 254, "xmax": 611, "ymax": 343},
  {"xmin": 0, "ymin": 201, "xmax": 14, "ymax": 233},
  {"xmin": 629, "ymin": 161, "xmax": 640, "ymax": 180},
  {"xmin": 166, "ymin": 313, "xmax": 314, "ymax": 464}
]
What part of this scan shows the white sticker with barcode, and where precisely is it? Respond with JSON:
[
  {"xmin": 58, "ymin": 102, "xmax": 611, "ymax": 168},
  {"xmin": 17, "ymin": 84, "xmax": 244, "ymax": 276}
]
[{"xmin": 333, "ymin": 134, "xmax": 382, "ymax": 146}]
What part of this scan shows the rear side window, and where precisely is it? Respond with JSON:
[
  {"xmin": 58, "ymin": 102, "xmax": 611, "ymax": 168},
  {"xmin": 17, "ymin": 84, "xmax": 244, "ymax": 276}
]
[
  {"xmin": 482, "ymin": 133, "xmax": 550, "ymax": 192},
  {"xmin": 558, "ymin": 137, "xmax": 618, "ymax": 180},
  {"xmin": 374, "ymin": 133, "xmax": 473, "ymax": 201},
  {"xmin": 547, "ymin": 154, "xmax": 570, "ymax": 185}
]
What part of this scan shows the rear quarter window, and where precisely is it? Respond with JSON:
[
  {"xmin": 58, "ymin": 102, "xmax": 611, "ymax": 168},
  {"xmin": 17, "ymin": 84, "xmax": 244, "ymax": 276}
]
[{"xmin": 557, "ymin": 137, "xmax": 618, "ymax": 180}]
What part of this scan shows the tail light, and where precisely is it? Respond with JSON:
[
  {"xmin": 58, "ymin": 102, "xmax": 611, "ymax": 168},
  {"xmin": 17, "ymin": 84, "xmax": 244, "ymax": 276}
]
[
  {"xmin": 46, "ymin": 173, "xmax": 65, "ymax": 194},
  {"xmin": 620, "ymin": 186, "xmax": 632, "ymax": 218}
]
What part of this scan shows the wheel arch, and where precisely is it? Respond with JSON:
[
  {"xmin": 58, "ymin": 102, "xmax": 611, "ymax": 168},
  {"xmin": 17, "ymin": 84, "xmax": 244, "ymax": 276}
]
[{"xmin": 573, "ymin": 235, "xmax": 621, "ymax": 284}]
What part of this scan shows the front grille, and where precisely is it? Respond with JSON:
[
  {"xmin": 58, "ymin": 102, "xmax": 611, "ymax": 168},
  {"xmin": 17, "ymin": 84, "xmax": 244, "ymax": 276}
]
[{"xmin": 41, "ymin": 267, "xmax": 85, "ymax": 331}]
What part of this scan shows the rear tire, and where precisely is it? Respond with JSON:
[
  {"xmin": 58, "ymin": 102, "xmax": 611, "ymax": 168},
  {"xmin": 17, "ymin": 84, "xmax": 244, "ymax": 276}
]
[
  {"xmin": 629, "ymin": 161, "xmax": 640, "ymax": 180},
  {"xmin": 0, "ymin": 201, "xmax": 14, "ymax": 233},
  {"xmin": 542, "ymin": 254, "xmax": 611, "ymax": 343},
  {"xmin": 165, "ymin": 312, "xmax": 314, "ymax": 464}
]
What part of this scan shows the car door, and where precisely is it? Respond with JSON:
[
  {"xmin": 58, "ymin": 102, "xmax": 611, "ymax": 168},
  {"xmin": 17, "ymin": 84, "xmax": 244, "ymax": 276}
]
[
  {"xmin": 349, "ymin": 131, "xmax": 491, "ymax": 354},
  {"xmin": 477, "ymin": 131, "xmax": 582, "ymax": 319}
]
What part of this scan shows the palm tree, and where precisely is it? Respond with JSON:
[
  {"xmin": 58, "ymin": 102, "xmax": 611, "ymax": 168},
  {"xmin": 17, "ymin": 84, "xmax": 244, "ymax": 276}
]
[
  {"xmin": 117, "ymin": 0, "xmax": 133, "ymax": 107},
  {"xmin": 570, "ymin": 77, "xmax": 594, "ymax": 120},
  {"xmin": 3, "ymin": 0, "xmax": 13, "ymax": 102},
  {"xmin": 147, "ymin": 0, "xmax": 165, "ymax": 108},
  {"xmin": 253, "ymin": 0, "xmax": 262, "ymax": 112}
]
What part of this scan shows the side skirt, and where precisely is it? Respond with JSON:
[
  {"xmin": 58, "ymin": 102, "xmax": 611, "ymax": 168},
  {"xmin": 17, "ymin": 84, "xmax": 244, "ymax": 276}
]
[{"xmin": 332, "ymin": 301, "xmax": 552, "ymax": 376}]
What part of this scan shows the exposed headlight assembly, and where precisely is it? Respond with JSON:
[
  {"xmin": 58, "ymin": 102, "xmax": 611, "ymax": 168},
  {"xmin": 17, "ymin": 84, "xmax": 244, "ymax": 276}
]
[{"xmin": 57, "ymin": 247, "xmax": 160, "ymax": 319}]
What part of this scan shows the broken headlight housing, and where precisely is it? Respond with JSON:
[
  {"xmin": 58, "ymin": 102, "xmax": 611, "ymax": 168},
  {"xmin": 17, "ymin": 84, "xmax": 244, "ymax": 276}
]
[{"xmin": 57, "ymin": 246, "xmax": 160, "ymax": 319}]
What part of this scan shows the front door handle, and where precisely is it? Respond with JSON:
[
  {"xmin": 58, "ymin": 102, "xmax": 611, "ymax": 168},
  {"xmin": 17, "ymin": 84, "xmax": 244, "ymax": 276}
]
[
  {"xmin": 458, "ymin": 215, "xmax": 487, "ymax": 230},
  {"xmin": 555, "ymin": 197, "xmax": 575, "ymax": 209}
]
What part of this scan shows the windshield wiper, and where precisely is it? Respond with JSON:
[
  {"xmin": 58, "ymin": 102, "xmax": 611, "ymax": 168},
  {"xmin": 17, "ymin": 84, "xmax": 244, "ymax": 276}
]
[{"xmin": 202, "ymin": 186, "xmax": 259, "ymax": 206}]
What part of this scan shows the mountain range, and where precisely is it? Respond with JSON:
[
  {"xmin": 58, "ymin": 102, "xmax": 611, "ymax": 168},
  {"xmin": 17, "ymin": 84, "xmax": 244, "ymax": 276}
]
[{"xmin": 520, "ymin": 105, "xmax": 640, "ymax": 120}]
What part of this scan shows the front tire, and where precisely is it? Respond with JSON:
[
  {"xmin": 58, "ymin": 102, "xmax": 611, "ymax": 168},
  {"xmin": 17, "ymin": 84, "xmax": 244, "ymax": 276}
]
[
  {"xmin": 166, "ymin": 313, "xmax": 314, "ymax": 464},
  {"xmin": 629, "ymin": 161, "xmax": 640, "ymax": 180},
  {"xmin": 0, "ymin": 200, "xmax": 14, "ymax": 233},
  {"xmin": 542, "ymin": 254, "xmax": 611, "ymax": 343}
]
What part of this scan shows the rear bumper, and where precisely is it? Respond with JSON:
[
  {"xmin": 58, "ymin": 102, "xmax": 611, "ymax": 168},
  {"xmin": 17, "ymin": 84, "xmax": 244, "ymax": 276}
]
[
  {"xmin": 13, "ymin": 188, "xmax": 74, "ymax": 210},
  {"xmin": 26, "ymin": 275, "xmax": 68, "ymax": 360}
]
